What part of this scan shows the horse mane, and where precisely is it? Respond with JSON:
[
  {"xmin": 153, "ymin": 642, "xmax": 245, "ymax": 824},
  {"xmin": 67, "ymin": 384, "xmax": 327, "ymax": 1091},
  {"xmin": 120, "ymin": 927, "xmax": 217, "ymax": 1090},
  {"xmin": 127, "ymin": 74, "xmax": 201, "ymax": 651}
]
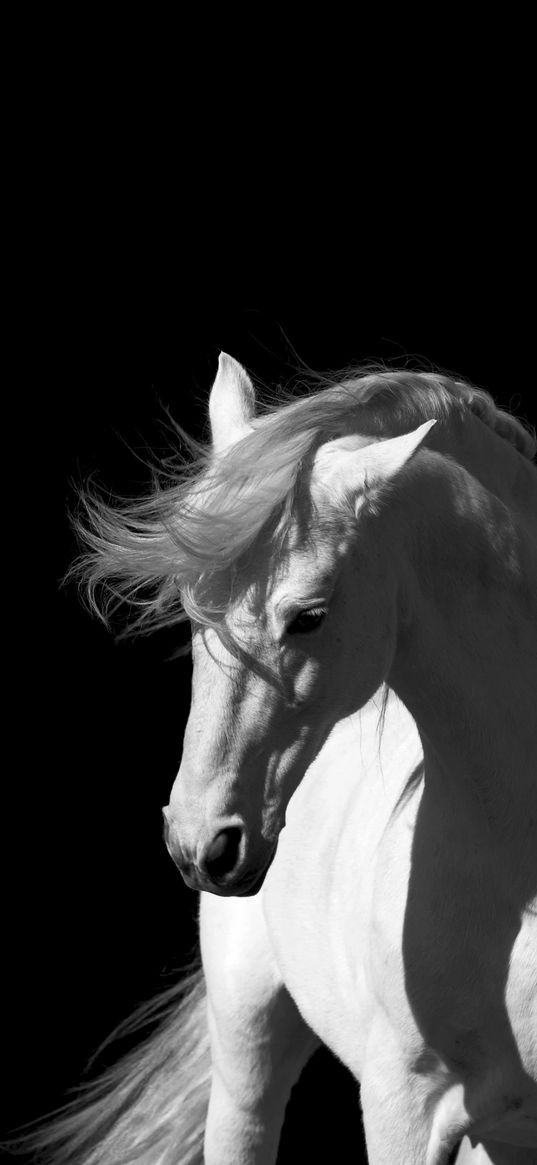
[{"xmin": 69, "ymin": 365, "xmax": 536, "ymax": 634}]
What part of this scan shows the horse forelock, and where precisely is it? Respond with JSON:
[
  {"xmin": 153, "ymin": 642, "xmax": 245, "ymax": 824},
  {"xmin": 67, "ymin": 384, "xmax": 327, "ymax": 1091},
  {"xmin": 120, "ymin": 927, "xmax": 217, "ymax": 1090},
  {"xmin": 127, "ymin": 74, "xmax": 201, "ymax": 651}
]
[{"xmin": 71, "ymin": 366, "xmax": 536, "ymax": 635}]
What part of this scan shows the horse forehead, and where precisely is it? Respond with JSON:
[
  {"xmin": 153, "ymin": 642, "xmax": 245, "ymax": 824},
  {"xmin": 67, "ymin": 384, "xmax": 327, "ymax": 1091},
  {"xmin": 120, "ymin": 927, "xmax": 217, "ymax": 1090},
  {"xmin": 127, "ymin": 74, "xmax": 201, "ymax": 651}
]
[
  {"xmin": 237, "ymin": 511, "xmax": 351, "ymax": 599},
  {"xmin": 257, "ymin": 529, "xmax": 351, "ymax": 616}
]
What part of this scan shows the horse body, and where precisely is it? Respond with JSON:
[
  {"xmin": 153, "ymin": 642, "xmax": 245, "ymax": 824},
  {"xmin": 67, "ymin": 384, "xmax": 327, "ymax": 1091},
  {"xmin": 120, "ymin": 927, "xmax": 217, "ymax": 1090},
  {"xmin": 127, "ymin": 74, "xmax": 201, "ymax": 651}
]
[
  {"xmin": 183, "ymin": 360, "xmax": 537, "ymax": 1163},
  {"xmin": 32, "ymin": 354, "xmax": 536, "ymax": 1165}
]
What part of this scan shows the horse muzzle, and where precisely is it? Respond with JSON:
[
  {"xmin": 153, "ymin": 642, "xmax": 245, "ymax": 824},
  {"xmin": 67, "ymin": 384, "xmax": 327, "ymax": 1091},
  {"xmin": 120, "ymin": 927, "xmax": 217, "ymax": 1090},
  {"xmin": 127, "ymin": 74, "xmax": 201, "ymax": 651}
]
[{"xmin": 162, "ymin": 808, "xmax": 277, "ymax": 896}]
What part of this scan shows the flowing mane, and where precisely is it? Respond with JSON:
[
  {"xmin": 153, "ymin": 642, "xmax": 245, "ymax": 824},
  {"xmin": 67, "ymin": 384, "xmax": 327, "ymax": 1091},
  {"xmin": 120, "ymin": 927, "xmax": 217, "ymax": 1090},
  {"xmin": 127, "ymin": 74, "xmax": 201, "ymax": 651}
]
[{"xmin": 71, "ymin": 366, "xmax": 536, "ymax": 632}]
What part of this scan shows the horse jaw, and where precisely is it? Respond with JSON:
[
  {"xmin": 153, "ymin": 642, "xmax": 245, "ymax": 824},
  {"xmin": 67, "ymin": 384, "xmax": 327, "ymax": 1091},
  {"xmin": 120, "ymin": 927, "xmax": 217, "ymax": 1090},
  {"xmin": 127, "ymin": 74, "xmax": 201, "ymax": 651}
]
[{"xmin": 209, "ymin": 352, "xmax": 256, "ymax": 452}]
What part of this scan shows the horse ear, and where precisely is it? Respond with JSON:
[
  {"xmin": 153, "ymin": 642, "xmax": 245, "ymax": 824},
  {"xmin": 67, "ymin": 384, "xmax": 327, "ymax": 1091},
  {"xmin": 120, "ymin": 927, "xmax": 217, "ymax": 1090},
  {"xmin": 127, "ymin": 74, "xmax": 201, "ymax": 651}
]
[
  {"xmin": 359, "ymin": 419, "xmax": 437, "ymax": 485},
  {"xmin": 209, "ymin": 352, "xmax": 256, "ymax": 453},
  {"xmin": 315, "ymin": 419, "xmax": 437, "ymax": 502}
]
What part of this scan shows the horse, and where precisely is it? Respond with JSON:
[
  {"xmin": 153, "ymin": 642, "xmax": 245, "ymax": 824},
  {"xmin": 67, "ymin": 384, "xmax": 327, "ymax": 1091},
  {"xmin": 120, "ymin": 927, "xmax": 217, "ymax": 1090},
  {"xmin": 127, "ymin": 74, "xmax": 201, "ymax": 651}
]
[{"xmin": 20, "ymin": 354, "xmax": 537, "ymax": 1163}]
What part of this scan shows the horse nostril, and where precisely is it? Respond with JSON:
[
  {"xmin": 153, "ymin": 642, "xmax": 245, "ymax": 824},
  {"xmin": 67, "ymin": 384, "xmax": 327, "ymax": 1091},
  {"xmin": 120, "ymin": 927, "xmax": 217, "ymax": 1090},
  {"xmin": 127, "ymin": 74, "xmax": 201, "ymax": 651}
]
[{"xmin": 203, "ymin": 827, "xmax": 243, "ymax": 880}]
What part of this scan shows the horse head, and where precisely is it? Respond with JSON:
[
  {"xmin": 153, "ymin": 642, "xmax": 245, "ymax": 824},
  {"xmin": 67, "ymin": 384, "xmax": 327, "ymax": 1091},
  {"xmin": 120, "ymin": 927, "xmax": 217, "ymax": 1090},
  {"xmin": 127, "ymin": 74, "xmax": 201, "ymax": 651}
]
[{"xmin": 164, "ymin": 354, "xmax": 435, "ymax": 895}]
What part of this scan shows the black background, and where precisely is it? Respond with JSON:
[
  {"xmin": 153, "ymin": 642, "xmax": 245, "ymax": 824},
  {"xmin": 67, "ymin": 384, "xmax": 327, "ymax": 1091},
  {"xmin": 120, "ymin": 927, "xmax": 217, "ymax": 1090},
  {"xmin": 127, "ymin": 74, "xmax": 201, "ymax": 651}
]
[
  {"xmin": 5, "ymin": 223, "xmax": 536, "ymax": 1163},
  {"xmin": 3, "ymin": 25, "xmax": 534, "ymax": 1158}
]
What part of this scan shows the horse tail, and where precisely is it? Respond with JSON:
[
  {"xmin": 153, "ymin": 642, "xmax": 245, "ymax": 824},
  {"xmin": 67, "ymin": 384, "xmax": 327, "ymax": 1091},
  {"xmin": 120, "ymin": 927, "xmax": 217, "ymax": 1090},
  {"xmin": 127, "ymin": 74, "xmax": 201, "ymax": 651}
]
[{"xmin": 6, "ymin": 964, "xmax": 211, "ymax": 1165}]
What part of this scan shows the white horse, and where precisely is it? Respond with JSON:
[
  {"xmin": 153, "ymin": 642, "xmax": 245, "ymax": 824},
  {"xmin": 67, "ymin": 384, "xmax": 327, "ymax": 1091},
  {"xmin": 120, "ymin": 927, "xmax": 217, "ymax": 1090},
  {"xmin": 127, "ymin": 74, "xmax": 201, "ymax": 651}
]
[{"xmin": 23, "ymin": 355, "xmax": 536, "ymax": 1163}]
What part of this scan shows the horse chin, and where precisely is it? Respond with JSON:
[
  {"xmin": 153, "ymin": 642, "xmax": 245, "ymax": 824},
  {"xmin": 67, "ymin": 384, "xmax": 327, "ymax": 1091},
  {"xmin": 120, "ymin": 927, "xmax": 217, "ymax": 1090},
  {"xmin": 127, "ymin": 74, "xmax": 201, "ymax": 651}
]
[
  {"xmin": 208, "ymin": 843, "xmax": 277, "ymax": 898},
  {"xmin": 236, "ymin": 865, "xmax": 271, "ymax": 897},
  {"xmin": 242, "ymin": 837, "xmax": 280, "ymax": 895}
]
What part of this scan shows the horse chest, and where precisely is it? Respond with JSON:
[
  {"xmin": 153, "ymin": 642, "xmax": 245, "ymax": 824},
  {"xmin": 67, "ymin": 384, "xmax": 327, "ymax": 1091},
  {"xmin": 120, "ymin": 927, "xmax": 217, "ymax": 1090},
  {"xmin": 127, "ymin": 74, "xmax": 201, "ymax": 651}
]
[
  {"xmin": 263, "ymin": 728, "xmax": 422, "ymax": 1075},
  {"xmin": 264, "ymin": 828, "xmax": 376, "ymax": 1074}
]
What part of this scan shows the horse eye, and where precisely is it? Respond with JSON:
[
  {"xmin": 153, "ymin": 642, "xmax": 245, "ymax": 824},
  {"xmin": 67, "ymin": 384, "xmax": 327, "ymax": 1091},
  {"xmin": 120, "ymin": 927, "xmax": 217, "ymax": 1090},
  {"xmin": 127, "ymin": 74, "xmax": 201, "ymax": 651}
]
[{"xmin": 286, "ymin": 607, "xmax": 327, "ymax": 636}]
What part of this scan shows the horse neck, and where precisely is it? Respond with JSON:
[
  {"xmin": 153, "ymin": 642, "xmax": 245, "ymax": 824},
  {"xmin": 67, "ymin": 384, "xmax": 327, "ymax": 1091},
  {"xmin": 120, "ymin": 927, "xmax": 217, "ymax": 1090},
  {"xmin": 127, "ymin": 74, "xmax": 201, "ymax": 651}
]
[
  {"xmin": 438, "ymin": 408, "xmax": 537, "ymax": 521},
  {"xmin": 388, "ymin": 416, "xmax": 537, "ymax": 878}
]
